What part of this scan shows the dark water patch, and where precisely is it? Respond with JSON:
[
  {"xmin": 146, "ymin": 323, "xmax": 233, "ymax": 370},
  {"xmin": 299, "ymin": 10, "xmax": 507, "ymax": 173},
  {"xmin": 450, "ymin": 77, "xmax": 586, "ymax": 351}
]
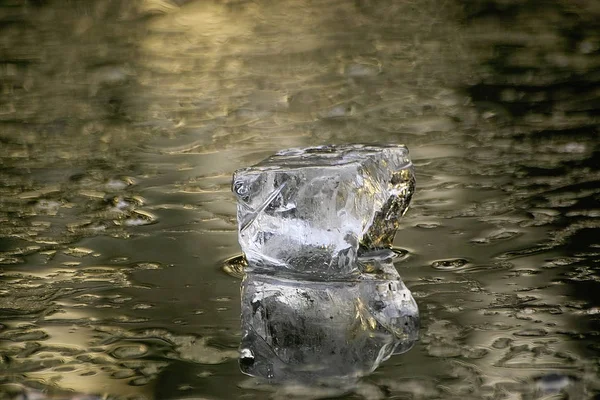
[{"xmin": 431, "ymin": 258, "xmax": 470, "ymax": 271}]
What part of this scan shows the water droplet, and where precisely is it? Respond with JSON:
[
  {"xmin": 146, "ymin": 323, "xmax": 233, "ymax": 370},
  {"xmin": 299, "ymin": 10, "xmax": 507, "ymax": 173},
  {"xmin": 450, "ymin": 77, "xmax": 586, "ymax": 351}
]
[
  {"xmin": 119, "ymin": 210, "xmax": 157, "ymax": 226},
  {"xmin": 488, "ymin": 230, "xmax": 520, "ymax": 241},
  {"xmin": 514, "ymin": 329, "xmax": 547, "ymax": 337},
  {"xmin": 222, "ymin": 255, "xmax": 247, "ymax": 279},
  {"xmin": 431, "ymin": 258, "xmax": 469, "ymax": 271},
  {"xmin": 64, "ymin": 247, "xmax": 94, "ymax": 258},
  {"xmin": 133, "ymin": 303, "xmax": 154, "ymax": 310},
  {"xmin": 416, "ymin": 223, "xmax": 440, "ymax": 229},
  {"xmin": 462, "ymin": 347, "xmax": 488, "ymax": 359},
  {"xmin": 104, "ymin": 195, "xmax": 144, "ymax": 210},
  {"xmin": 132, "ymin": 262, "xmax": 161, "ymax": 270},
  {"xmin": 111, "ymin": 344, "xmax": 148, "ymax": 359},
  {"xmin": 61, "ymin": 261, "xmax": 81, "ymax": 267},
  {"xmin": 491, "ymin": 337, "xmax": 513, "ymax": 349},
  {"xmin": 233, "ymin": 180, "xmax": 249, "ymax": 199}
]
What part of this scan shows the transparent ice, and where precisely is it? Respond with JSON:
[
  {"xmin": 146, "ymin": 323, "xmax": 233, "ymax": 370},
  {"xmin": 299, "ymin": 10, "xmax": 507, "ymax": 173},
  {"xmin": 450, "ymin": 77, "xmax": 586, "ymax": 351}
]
[
  {"xmin": 232, "ymin": 144, "xmax": 415, "ymax": 276},
  {"xmin": 239, "ymin": 259, "xmax": 419, "ymax": 383}
]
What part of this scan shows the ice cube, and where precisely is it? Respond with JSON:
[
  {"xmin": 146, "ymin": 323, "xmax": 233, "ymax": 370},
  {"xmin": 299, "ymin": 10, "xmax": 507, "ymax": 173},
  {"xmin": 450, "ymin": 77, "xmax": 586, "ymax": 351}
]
[
  {"xmin": 232, "ymin": 144, "xmax": 414, "ymax": 276},
  {"xmin": 239, "ymin": 265, "xmax": 419, "ymax": 383}
]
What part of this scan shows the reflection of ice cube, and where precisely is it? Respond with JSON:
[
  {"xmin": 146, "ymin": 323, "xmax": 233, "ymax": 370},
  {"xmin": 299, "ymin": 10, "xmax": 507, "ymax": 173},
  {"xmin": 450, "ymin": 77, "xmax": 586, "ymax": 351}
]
[
  {"xmin": 232, "ymin": 144, "xmax": 415, "ymax": 276},
  {"xmin": 239, "ymin": 264, "xmax": 419, "ymax": 383}
]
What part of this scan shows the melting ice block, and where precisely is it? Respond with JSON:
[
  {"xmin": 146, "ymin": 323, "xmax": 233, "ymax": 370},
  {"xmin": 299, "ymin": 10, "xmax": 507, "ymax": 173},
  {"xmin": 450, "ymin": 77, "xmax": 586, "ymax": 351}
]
[
  {"xmin": 232, "ymin": 144, "xmax": 415, "ymax": 276},
  {"xmin": 239, "ymin": 263, "xmax": 419, "ymax": 383}
]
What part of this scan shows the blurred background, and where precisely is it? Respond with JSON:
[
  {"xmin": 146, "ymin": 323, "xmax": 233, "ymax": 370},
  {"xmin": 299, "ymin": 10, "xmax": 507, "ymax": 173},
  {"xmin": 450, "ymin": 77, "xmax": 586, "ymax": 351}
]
[{"xmin": 0, "ymin": 0, "xmax": 599, "ymax": 398}]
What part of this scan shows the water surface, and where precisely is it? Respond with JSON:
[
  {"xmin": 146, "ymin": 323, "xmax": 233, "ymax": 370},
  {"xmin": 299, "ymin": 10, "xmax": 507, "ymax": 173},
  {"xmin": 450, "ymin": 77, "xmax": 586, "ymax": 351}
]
[{"xmin": 0, "ymin": 0, "xmax": 599, "ymax": 399}]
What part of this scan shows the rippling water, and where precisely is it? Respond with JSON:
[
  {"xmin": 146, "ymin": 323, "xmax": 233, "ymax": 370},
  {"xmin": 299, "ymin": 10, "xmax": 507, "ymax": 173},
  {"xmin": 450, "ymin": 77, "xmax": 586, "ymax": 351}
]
[{"xmin": 0, "ymin": 0, "xmax": 599, "ymax": 399}]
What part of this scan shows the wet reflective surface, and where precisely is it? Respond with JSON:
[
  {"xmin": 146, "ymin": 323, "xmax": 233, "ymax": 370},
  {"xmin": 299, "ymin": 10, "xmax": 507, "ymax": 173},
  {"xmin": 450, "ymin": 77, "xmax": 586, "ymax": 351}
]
[
  {"xmin": 1, "ymin": 0, "xmax": 599, "ymax": 399},
  {"xmin": 239, "ymin": 259, "xmax": 419, "ymax": 384}
]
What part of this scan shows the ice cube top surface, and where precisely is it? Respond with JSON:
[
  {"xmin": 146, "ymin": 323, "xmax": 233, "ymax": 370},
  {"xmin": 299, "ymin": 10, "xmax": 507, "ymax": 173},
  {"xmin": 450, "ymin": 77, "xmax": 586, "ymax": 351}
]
[
  {"xmin": 248, "ymin": 144, "xmax": 410, "ymax": 170},
  {"xmin": 233, "ymin": 144, "xmax": 415, "ymax": 276}
]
